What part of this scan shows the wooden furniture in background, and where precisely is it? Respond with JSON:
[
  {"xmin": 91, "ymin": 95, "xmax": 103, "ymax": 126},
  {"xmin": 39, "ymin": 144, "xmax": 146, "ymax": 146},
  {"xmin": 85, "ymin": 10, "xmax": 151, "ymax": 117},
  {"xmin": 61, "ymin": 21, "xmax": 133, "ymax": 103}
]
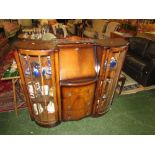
[
  {"xmin": 13, "ymin": 38, "xmax": 128, "ymax": 127},
  {"xmin": 110, "ymin": 31, "xmax": 133, "ymax": 39},
  {"xmin": 1, "ymin": 76, "xmax": 20, "ymax": 116},
  {"xmin": 0, "ymin": 28, "xmax": 9, "ymax": 58},
  {"xmin": 118, "ymin": 74, "xmax": 126, "ymax": 95},
  {"xmin": 137, "ymin": 23, "xmax": 155, "ymax": 33},
  {"xmin": 118, "ymin": 19, "xmax": 138, "ymax": 36},
  {"xmin": 1, "ymin": 63, "xmax": 25, "ymax": 116}
]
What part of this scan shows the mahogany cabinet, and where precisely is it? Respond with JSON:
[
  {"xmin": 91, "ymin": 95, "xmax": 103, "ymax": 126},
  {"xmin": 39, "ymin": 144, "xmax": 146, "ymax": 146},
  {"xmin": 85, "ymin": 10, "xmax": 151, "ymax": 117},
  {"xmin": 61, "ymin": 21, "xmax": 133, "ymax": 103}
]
[{"xmin": 13, "ymin": 38, "xmax": 128, "ymax": 127}]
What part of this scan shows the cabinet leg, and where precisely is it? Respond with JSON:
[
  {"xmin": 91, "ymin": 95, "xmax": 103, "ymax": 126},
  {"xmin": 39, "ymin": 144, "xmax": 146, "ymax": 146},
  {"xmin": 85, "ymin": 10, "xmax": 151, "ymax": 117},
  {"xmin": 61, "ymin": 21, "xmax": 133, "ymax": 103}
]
[
  {"xmin": 12, "ymin": 79, "xmax": 18, "ymax": 116},
  {"xmin": 119, "ymin": 77, "xmax": 126, "ymax": 95}
]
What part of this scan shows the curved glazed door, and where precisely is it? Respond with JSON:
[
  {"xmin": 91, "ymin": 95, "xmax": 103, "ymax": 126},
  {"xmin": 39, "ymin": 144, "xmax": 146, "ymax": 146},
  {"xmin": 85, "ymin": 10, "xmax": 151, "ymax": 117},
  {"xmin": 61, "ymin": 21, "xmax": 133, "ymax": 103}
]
[
  {"xmin": 93, "ymin": 45, "xmax": 128, "ymax": 116},
  {"xmin": 14, "ymin": 48, "xmax": 59, "ymax": 126}
]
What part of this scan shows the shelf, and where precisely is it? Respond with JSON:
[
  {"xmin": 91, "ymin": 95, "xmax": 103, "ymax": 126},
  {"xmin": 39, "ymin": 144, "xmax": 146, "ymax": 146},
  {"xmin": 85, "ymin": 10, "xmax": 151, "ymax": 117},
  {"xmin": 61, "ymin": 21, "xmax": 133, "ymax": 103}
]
[
  {"xmin": 31, "ymin": 96, "xmax": 54, "ymax": 103},
  {"xmin": 60, "ymin": 77, "xmax": 98, "ymax": 86}
]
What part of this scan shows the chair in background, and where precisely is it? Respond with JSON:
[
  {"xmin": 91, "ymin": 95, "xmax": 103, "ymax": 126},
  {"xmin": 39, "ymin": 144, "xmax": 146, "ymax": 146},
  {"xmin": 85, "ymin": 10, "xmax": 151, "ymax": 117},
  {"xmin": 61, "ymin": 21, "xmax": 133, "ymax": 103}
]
[
  {"xmin": 123, "ymin": 35, "xmax": 155, "ymax": 86},
  {"xmin": 48, "ymin": 19, "xmax": 58, "ymax": 26},
  {"xmin": 52, "ymin": 23, "xmax": 68, "ymax": 38},
  {"xmin": 83, "ymin": 19, "xmax": 109, "ymax": 38},
  {"xmin": 18, "ymin": 19, "xmax": 32, "ymax": 28},
  {"xmin": 1, "ymin": 20, "xmax": 20, "ymax": 38},
  {"xmin": 48, "ymin": 19, "xmax": 58, "ymax": 31},
  {"xmin": 102, "ymin": 21, "xmax": 121, "ymax": 38},
  {"xmin": 66, "ymin": 19, "xmax": 82, "ymax": 35},
  {"xmin": 0, "ymin": 27, "xmax": 9, "ymax": 58},
  {"xmin": 42, "ymin": 33, "xmax": 56, "ymax": 40},
  {"xmin": 66, "ymin": 20, "xmax": 75, "ymax": 35}
]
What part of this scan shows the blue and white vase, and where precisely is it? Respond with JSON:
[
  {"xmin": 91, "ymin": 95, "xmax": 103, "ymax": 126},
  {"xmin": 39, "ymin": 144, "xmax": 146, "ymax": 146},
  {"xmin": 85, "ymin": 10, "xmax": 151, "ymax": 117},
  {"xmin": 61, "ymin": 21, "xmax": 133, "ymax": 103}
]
[
  {"xmin": 32, "ymin": 62, "xmax": 46, "ymax": 77},
  {"xmin": 46, "ymin": 56, "xmax": 52, "ymax": 75},
  {"xmin": 24, "ymin": 56, "xmax": 30, "ymax": 75},
  {"xmin": 104, "ymin": 57, "xmax": 117, "ymax": 69}
]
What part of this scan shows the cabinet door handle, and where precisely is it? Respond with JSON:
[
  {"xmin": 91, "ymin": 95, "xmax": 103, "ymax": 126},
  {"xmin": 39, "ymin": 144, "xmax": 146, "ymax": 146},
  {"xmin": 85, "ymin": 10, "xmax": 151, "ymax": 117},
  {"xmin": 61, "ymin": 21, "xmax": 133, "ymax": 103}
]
[
  {"xmin": 75, "ymin": 48, "xmax": 79, "ymax": 51},
  {"xmin": 68, "ymin": 105, "xmax": 71, "ymax": 109},
  {"xmin": 87, "ymin": 102, "xmax": 91, "ymax": 106},
  {"xmin": 67, "ymin": 115, "xmax": 71, "ymax": 120},
  {"xmin": 102, "ymin": 94, "xmax": 107, "ymax": 99},
  {"xmin": 86, "ymin": 111, "xmax": 90, "ymax": 116},
  {"xmin": 67, "ymin": 92, "xmax": 72, "ymax": 97}
]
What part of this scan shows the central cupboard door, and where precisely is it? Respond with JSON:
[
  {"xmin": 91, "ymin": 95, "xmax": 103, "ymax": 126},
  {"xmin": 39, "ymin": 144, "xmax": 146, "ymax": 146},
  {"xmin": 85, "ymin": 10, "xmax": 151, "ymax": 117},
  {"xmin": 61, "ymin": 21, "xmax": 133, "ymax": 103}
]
[{"xmin": 62, "ymin": 83, "xmax": 96, "ymax": 120}]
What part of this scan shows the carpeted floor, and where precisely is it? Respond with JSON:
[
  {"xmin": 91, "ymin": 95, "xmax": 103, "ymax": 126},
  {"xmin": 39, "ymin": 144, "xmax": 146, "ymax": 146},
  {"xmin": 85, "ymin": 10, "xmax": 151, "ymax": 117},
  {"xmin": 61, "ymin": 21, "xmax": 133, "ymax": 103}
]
[
  {"xmin": 0, "ymin": 89, "xmax": 155, "ymax": 135},
  {"xmin": 0, "ymin": 50, "xmax": 26, "ymax": 112}
]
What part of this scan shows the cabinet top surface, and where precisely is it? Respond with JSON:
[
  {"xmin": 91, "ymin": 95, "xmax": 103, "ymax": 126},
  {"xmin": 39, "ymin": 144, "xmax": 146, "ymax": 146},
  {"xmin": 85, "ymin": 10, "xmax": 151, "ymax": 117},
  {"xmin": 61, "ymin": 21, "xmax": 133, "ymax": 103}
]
[
  {"xmin": 13, "ymin": 40, "xmax": 56, "ymax": 50},
  {"xmin": 95, "ymin": 38, "xmax": 128, "ymax": 47},
  {"xmin": 13, "ymin": 38, "xmax": 128, "ymax": 50}
]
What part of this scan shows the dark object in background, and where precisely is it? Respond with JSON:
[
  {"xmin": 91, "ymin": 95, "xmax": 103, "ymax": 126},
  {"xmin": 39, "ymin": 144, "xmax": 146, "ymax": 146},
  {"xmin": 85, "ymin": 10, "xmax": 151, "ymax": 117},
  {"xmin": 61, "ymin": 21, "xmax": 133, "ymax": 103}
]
[
  {"xmin": 56, "ymin": 19, "xmax": 68, "ymax": 24},
  {"xmin": 56, "ymin": 25, "xmax": 64, "ymax": 38},
  {"xmin": 32, "ymin": 19, "xmax": 40, "ymax": 27},
  {"xmin": 123, "ymin": 36, "xmax": 155, "ymax": 86},
  {"xmin": 0, "ymin": 27, "xmax": 5, "ymax": 37},
  {"xmin": 0, "ymin": 27, "xmax": 4, "ymax": 33}
]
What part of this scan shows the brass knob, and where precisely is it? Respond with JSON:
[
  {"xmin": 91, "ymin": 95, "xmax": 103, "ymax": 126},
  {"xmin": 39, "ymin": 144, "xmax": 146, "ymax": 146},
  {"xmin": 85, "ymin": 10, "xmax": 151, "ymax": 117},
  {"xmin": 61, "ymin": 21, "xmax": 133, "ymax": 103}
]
[
  {"xmin": 89, "ymin": 89, "xmax": 93, "ymax": 93},
  {"xmin": 67, "ymin": 92, "xmax": 72, "ymax": 97},
  {"xmin": 87, "ymin": 89, "xmax": 92, "ymax": 93},
  {"xmin": 68, "ymin": 105, "xmax": 71, "ymax": 109},
  {"xmin": 75, "ymin": 48, "xmax": 79, "ymax": 51},
  {"xmin": 86, "ymin": 111, "xmax": 90, "ymax": 115},
  {"xmin": 102, "ymin": 94, "xmax": 107, "ymax": 99},
  {"xmin": 68, "ymin": 115, "xmax": 71, "ymax": 120},
  {"xmin": 88, "ymin": 102, "xmax": 91, "ymax": 106},
  {"xmin": 106, "ymin": 78, "xmax": 111, "ymax": 83}
]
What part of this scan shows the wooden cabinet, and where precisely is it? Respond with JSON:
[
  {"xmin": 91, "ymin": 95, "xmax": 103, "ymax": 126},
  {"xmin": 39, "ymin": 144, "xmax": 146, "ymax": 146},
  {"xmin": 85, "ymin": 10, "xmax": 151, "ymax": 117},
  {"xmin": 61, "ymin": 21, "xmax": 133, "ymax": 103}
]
[{"xmin": 13, "ymin": 38, "xmax": 128, "ymax": 127}]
